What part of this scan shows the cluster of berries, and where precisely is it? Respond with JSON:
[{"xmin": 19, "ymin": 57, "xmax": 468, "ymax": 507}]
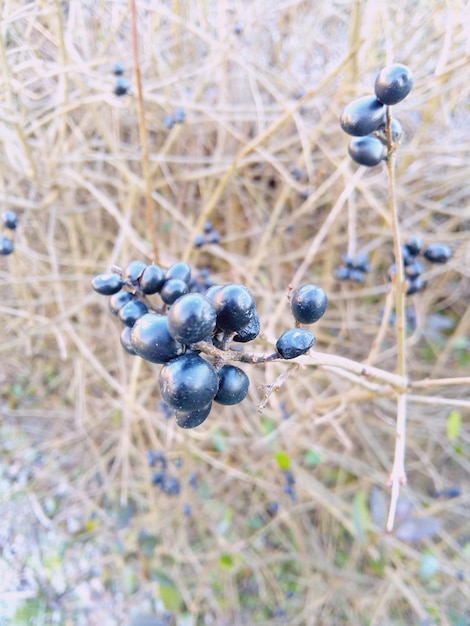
[
  {"xmin": 388, "ymin": 237, "xmax": 452, "ymax": 296},
  {"xmin": 193, "ymin": 220, "xmax": 221, "ymax": 248},
  {"xmin": 164, "ymin": 108, "xmax": 186, "ymax": 129},
  {"xmin": 334, "ymin": 253, "xmax": 371, "ymax": 283},
  {"xmin": 340, "ymin": 63, "xmax": 413, "ymax": 166},
  {"xmin": 147, "ymin": 450, "xmax": 181, "ymax": 495},
  {"xmin": 112, "ymin": 61, "xmax": 130, "ymax": 97},
  {"xmin": 0, "ymin": 210, "xmax": 18, "ymax": 256},
  {"xmin": 92, "ymin": 260, "xmax": 328, "ymax": 428}
]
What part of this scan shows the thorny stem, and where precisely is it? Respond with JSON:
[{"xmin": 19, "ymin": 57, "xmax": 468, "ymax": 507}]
[
  {"xmin": 385, "ymin": 105, "xmax": 409, "ymax": 532},
  {"xmin": 129, "ymin": 0, "xmax": 159, "ymax": 264}
]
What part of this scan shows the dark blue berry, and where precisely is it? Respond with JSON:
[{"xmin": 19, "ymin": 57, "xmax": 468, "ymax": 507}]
[
  {"xmin": 2, "ymin": 210, "xmax": 18, "ymax": 230},
  {"xmin": 120, "ymin": 326, "xmax": 137, "ymax": 355},
  {"xmin": 124, "ymin": 260, "xmax": 147, "ymax": 283},
  {"xmin": 146, "ymin": 450, "xmax": 167, "ymax": 469},
  {"xmin": 406, "ymin": 276, "xmax": 425, "ymax": 296},
  {"xmin": 164, "ymin": 115, "xmax": 175, "ymax": 129},
  {"xmin": 340, "ymin": 96, "xmax": 385, "ymax": 137},
  {"xmin": 151, "ymin": 471, "xmax": 165, "ymax": 485},
  {"xmin": 167, "ymin": 293, "xmax": 217, "ymax": 344},
  {"xmin": 91, "ymin": 273, "xmax": 124, "ymax": 295},
  {"xmin": 165, "ymin": 262, "xmax": 191, "ymax": 284},
  {"xmin": 334, "ymin": 266, "xmax": 350, "ymax": 281},
  {"xmin": 109, "ymin": 290, "xmax": 134, "ymax": 315},
  {"xmin": 348, "ymin": 136, "xmax": 385, "ymax": 166},
  {"xmin": 214, "ymin": 365, "xmax": 250, "ymax": 405},
  {"xmin": 130, "ymin": 313, "xmax": 185, "ymax": 363},
  {"xmin": 349, "ymin": 268, "xmax": 366, "ymax": 283},
  {"xmin": 290, "ymin": 284, "xmax": 328, "ymax": 324},
  {"xmin": 207, "ymin": 230, "xmax": 220, "ymax": 244},
  {"xmin": 266, "ymin": 501, "xmax": 279, "ymax": 516},
  {"xmin": 118, "ymin": 299, "xmax": 148, "ymax": 327},
  {"xmin": 161, "ymin": 475, "xmax": 180, "ymax": 495},
  {"xmin": 276, "ymin": 328, "xmax": 315, "ymax": 359},
  {"xmin": 193, "ymin": 234, "xmax": 206, "ymax": 248},
  {"xmin": 159, "ymin": 352, "xmax": 219, "ymax": 411},
  {"xmin": 211, "ymin": 283, "xmax": 256, "ymax": 332},
  {"xmin": 405, "ymin": 260, "xmax": 424, "ymax": 279},
  {"xmin": 174, "ymin": 108, "xmax": 185, "ymax": 123},
  {"xmin": 423, "ymin": 243, "xmax": 452, "ymax": 264},
  {"xmin": 140, "ymin": 264, "xmax": 165, "ymax": 294},
  {"xmin": 233, "ymin": 311, "xmax": 261, "ymax": 342},
  {"xmin": 174, "ymin": 403, "xmax": 212, "ymax": 429},
  {"xmin": 160, "ymin": 278, "xmax": 189, "ymax": 305},
  {"xmin": 353, "ymin": 253, "xmax": 370, "ymax": 272},
  {"xmin": 112, "ymin": 61, "xmax": 124, "ymax": 76},
  {"xmin": 375, "ymin": 64, "xmax": 413, "ymax": 105},
  {"xmin": 404, "ymin": 236, "xmax": 423, "ymax": 257},
  {"xmin": 114, "ymin": 76, "xmax": 130, "ymax": 96}
]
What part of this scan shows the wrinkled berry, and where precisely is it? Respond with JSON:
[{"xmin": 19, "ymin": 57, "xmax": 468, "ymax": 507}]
[{"xmin": 276, "ymin": 328, "xmax": 316, "ymax": 359}]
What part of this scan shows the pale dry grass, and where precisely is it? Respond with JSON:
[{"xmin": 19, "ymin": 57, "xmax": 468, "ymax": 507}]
[{"xmin": 0, "ymin": 0, "xmax": 469, "ymax": 624}]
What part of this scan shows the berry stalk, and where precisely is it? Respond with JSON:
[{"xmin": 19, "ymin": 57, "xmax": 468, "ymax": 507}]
[{"xmin": 385, "ymin": 104, "xmax": 409, "ymax": 532}]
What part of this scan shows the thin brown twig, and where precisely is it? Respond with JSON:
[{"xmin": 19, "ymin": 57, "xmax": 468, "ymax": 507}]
[
  {"xmin": 129, "ymin": 0, "xmax": 159, "ymax": 264},
  {"xmin": 385, "ymin": 105, "xmax": 409, "ymax": 532}
]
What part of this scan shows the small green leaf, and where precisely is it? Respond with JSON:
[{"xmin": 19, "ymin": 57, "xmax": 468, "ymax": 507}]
[
  {"xmin": 275, "ymin": 451, "xmax": 290, "ymax": 470},
  {"xmin": 352, "ymin": 490, "xmax": 371, "ymax": 544},
  {"xmin": 446, "ymin": 410, "xmax": 462, "ymax": 442},
  {"xmin": 219, "ymin": 554, "xmax": 234, "ymax": 568},
  {"xmin": 159, "ymin": 584, "xmax": 181, "ymax": 612},
  {"xmin": 304, "ymin": 450, "xmax": 321, "ymax": 466}
]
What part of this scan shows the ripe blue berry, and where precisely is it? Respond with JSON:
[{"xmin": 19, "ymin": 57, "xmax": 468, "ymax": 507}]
[
  {"xmin": 276, "ymin": 328, "xmax": 315, "ymax": 359},
  {"xmin": 160, "ymin": 278, "xmax": 189, "ymax": 304},
  {"xmin": 174, "ymin": 403, "xmax": 212, "ymax": 429},
  {"xmin": 404, "ymin": 236, "xmax": 423, "ymax": 257},
  {"xmin": 211, "ymin": 283, "xmax": 256, "ymax": 332},
  {"xmin": 340, "ymin": 96, "xmax": 385, "ymax": 137},
  {"xmin": 193, "ymin": 234, "xmax": 206, "ymax": 248},
  {"xmin": 290, "ymin": 284, "xmax": 328, "ymax": 324},
  {"xmin": 114, "ymin": 76, "xmax": 130, "ymax": 96},
  {"xmin": 334, "ymin": 266, "xmax": 350, "ymax": 281},
  {"xmin": 167, "ymin": 293, "xmax": 217, "ymax": 344},
  {"xmin": 91, "ymin": 273, "xmax": 124, "ymax": 295},
  {"xmin": 159, "ymin": 352, "xmax": 219, "ymax": 411},
  {"xmin": 112, "ymin": 61, "xmax": 124, "ymax": 76},
  {"xmin": 214, "ymin": 365, "xmax": 250, "ymax": 405},
  {"xmin": 165, "ymin": 262, "xmax": 191, "ymax": 284},
  {"xmin": 375, "ymin": 118, "xmax": 404, "ymax": 144},
  {"xmin": 2, "ymin": 210, "xmax": 18, "ymax": 230},
  {"xmin": 348, "ymin": 136, "xmax": 385, "ymax": 166},
  {"xmin": 405, "ymin": 260, "xmax": 424, "ymax": 279},
  {"xmin": 120, "ymin": 326, "xmax": 137, "ymax": 355},
  {"xmin": 423, "ymin": 243, "xmax": 452, "ymax": 264},
  {"xmin": 406, "ymin": 276, "xmax": 425, "ymax": 296},
  {"xmin": 174, "ymin": 108, "xmax": 186, "ymax": 123},
  {"xmin": 124, "ymin": 260, "xmax": 147, "ymax": 283},
  {"xmin": 233, "ymin": 311, "xmax": 260, "ymax": 342},
  {"xmin": 140, "ymin": 264, "xmax": 165, "ymax": 294},
  {"xmin": 0, "ymin": 236, "xmax": 14, "ymax": 255},
  {"xmin": 130, "ymin": 313, "xmax": 185, "ymax": 363},
  {"xmin": 118, "ymin": 299, "xmax": 148, "ymax": 327},
  {"xmin": 109, "ymin": 290, "xmax": 134, "ymax": 315},
  {"xmin": 375, "ymin": 64, "xmax": 413, "ymax": 105}
]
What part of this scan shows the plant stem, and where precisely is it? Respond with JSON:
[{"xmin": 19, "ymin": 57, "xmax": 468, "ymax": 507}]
[
  {"xmin": 129, "ymin": 0, "xmax": 159, "ymax": 264},
  {"xmin": 384, "ymin": 105, "xmax": 409, "ymax": 532}
]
